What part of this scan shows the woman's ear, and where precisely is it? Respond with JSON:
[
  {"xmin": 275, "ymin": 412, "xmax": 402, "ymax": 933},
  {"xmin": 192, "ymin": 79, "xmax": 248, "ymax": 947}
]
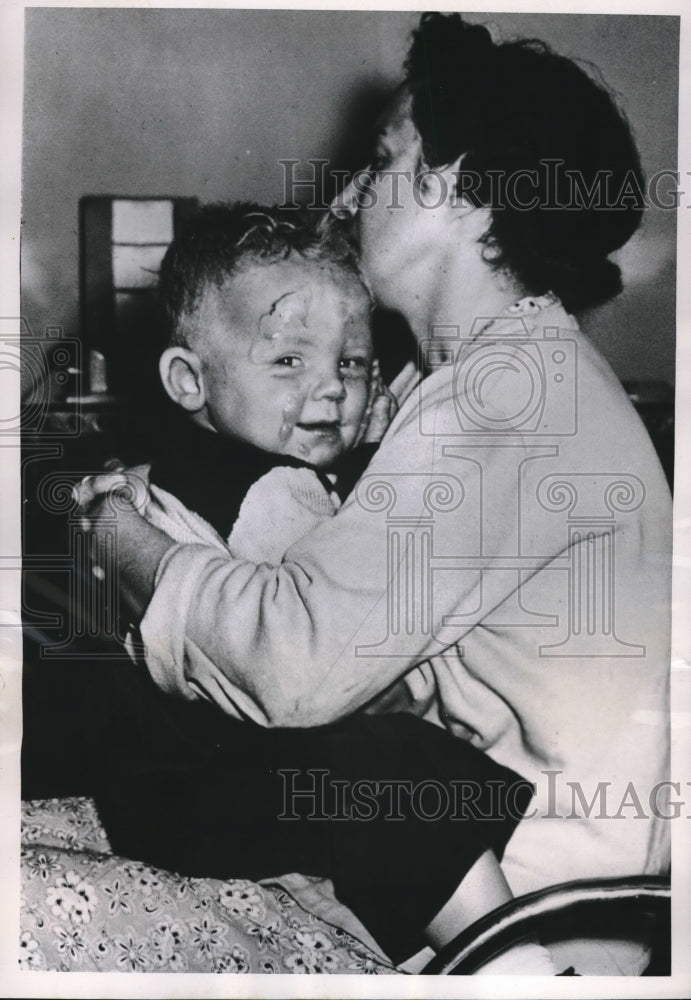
[
  {"xmin": 441, "ymin": 155, "xmax": 495, "ymax": 241},
  {"xmin": 159, "ymin": 347, "xmax": 206, "ymax": 413},
  {"xmin": 416, "ymin": 154, "xmax": 485, "ymax": 228},
  {"xmin": 445, "ymin": 154, "xmax": 479, "ymax": 213}
]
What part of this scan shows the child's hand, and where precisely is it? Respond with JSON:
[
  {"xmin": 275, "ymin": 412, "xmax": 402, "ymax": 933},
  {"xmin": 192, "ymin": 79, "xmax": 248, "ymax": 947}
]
[{"xmin": 357, "ymin": 360, "xmax": 421, "ymax": 445}]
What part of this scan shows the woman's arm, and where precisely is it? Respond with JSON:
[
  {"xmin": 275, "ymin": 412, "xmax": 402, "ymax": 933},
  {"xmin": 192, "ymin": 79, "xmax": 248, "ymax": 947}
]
[
  {"xmin": 78, "ymin": 461, "xmax": 426, "ymax": 726},
  {"xmin": 131, "ymin": 393, "xmax": 532, "ymax": 728},
  {"xmin": 106, "ymin": 503, "xmax": 175, "ymax": 616}
]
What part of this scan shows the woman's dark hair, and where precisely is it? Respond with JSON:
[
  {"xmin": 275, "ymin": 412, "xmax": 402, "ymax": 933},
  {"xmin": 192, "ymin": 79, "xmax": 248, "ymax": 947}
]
[
  {"xmin": 159, "ymin": 202, "xmax": 365, "ymax": 346},
  {"xmin": 405, "ymin": 13, "xmax": 645, "ymax": 312}
]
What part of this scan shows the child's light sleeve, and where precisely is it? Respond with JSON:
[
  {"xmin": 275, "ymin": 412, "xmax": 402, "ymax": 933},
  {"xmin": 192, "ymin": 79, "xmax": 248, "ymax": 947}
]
[{"xmin": 227, "ymin": 466, "xmax": 339, "ymax": 564}]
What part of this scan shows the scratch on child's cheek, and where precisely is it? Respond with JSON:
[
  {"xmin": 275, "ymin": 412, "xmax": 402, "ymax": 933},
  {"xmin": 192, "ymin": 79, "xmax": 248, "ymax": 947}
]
[{"xmin": 279, "ymin": 395, "xmax": 301, "ymax": 444}]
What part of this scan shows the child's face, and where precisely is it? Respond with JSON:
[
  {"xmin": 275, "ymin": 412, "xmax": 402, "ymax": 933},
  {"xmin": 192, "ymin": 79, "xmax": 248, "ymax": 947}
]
[{"xmin": 195, "ymin": 258, "xmax": 374, "ymax": 466}]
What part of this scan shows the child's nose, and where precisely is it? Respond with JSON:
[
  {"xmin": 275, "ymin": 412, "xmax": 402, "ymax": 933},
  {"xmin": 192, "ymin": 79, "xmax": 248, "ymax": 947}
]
[{"xmin": 312, "ymin": 370, "xmax": 346, "ymax": 402}]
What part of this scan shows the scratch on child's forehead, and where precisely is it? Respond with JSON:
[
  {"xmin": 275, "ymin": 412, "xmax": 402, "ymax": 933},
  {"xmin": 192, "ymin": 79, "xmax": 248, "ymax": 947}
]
[{"xmin": 258, "ymin": 286, "xmax": 313, "ymax": 341}]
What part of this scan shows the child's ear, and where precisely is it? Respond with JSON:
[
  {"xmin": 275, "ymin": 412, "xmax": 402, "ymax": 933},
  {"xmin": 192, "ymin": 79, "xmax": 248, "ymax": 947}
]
[{"xmin": 159, "ymin": 347, "xmax": 206, "ymax": 413}]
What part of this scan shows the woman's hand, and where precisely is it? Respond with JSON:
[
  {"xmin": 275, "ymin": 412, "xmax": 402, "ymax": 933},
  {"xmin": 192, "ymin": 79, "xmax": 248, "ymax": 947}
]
[
  {"xmin": 72, "ymin": 462, "xmax": 143, "ymax": 527},
  {"xmin": 357, "ymin": 360, "xmax": 421, "ymax": 445},
  {"xmin": 73, "ymin": 462, "xmax": 173, "ymax": 625}
]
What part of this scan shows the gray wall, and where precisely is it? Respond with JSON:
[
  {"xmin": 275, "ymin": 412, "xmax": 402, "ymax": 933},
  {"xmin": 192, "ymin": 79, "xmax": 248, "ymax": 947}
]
[{"xmin": 22, "ymin": 9, "xmax": 678, "ymax": 386}]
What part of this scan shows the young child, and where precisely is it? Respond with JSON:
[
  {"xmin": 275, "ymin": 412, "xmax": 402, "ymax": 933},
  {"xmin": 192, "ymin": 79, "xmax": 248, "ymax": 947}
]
[
  {"xmin": 90, "ymin": 203, "xmax": 557, "ymax": 974},
  {"xmin": 135, "ymin": 202, "xmax": 381, "ymax": 567}
]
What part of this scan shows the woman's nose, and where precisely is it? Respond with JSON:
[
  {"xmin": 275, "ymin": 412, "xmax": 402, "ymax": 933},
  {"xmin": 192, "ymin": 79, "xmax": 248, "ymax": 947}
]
[{"xmin": 329, "ymin": 176, "xmax": 360, "ymax": 220}]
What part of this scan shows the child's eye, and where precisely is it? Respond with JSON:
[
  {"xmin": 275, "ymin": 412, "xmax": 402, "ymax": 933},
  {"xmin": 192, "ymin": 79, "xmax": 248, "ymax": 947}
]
[
  {"xmin": 274, "ymin": 356, "xmax": 303, "ymax": 369},
  {"xmin": 340, "ymin": 357, "xmax": 369, "ymax": 378}
]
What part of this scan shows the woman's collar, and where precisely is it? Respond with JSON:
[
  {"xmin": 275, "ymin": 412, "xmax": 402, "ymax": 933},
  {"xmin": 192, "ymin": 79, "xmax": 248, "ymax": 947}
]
[{"xmin": 506, "ymin": 291, "xmax": 560, "ymax": 315}]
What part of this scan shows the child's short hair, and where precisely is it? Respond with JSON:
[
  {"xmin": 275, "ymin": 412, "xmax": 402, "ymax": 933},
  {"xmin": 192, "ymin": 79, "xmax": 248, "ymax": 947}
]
[{"xmin": 159, "ymin": 202, "xmax": 366, "ymax": 347}]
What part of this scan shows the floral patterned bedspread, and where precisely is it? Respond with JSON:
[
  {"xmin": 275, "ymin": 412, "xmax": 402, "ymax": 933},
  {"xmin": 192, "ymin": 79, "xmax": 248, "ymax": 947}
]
[{"xmin": 20, "ymin": 797, "xmax": 397, "ymax": 974}]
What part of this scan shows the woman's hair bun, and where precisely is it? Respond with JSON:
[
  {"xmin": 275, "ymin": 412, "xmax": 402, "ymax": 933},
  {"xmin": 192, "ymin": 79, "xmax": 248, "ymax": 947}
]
[{"xmin": 404, "ymin": 13, "xmax": 644, "ymax": 312}]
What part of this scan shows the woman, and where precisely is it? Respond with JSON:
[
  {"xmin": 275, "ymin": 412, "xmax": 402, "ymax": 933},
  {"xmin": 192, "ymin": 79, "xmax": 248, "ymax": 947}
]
[{"xmin": 81, "ymin": 13, "xmax": 671, "ymax": 972}]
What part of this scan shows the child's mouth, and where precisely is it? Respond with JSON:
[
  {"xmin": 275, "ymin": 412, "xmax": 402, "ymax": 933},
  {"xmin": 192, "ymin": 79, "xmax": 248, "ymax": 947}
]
[{"xmin": 296, "ymin": 421, "xmax": 341, "ymax": 439}]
